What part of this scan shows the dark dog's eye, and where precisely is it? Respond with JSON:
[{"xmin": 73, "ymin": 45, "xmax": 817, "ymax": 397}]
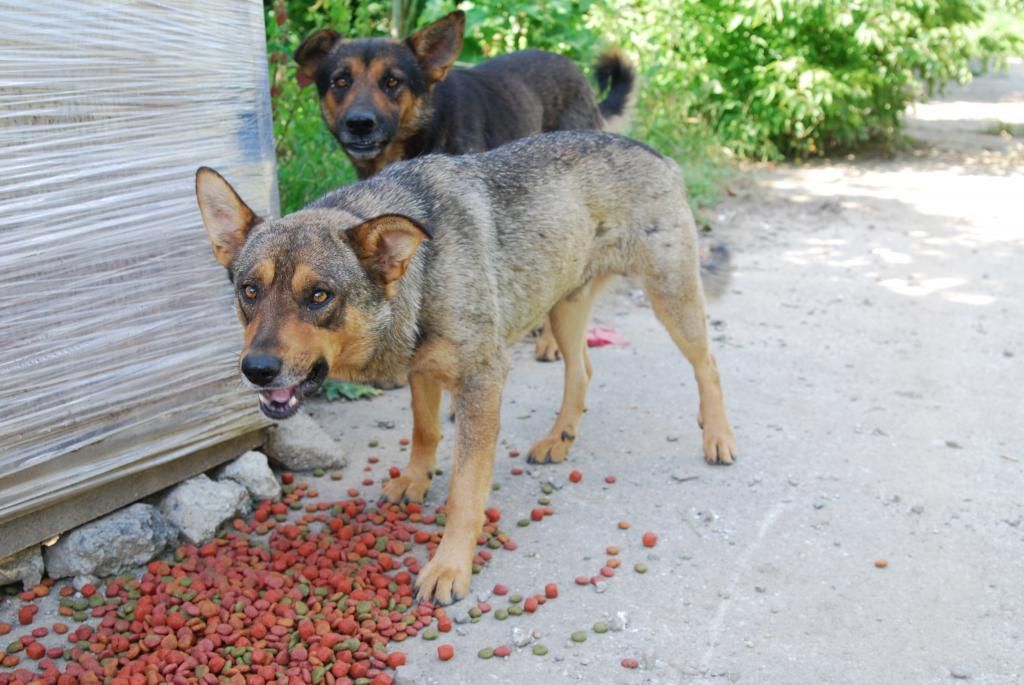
[
  {"xmin": 241, "ymin": 284, "xmax": 258, "ymax": 302},
  {"xmin": 309, "ymin": 289, "xmax": 332, "ymax": 308},
  {"xmin": 333, "ymin": 76, "xmax": 350, "ymax": 89},
  {"xmin": 384, "ymin": 76, "xmax": 400, "ymax": 89}
]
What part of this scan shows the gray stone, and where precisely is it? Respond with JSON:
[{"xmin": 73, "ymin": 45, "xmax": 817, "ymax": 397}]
[
  {"xmin": 0, "ymin": 546, "xmax": 44, "ymax": 590},
  {"xmin": 511, "ymin": 626, "xmax": 534, "ymax": 647},
  {"xmin": 611, "ymin": 610, "xmax": 629, "ymax": 632},
  {"xmin": 263, "ymin": 411, "xmax": 347, "ymax": 470},
  {"xmin": 44, "ymin": 504, "xmax": 178, "ymax": 579},
  {"xmin": 950, "ymin": 667, "xmax": 971, "ymax": 679},
  {"xmin": 394, "ymin": 663, "xmax": 425, "ymax": 685},
  {"xmin": 159, "ymin": 475, "xmax": 250, "ymax": 543},
  {"xmin": 219, "ymin": 450, "xmax": 281, "ymax": 501}
]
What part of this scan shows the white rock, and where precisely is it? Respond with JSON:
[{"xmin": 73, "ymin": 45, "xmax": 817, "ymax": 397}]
[
  {"xmin": 44, "ymin": 504, "xmax": 178, "ymax": 579},
  {"xmin": 159, "ymin": 475, "xmax": 250, "ymax": 543},
  {"xmin": 264, "ymin": 411, "xmax": 347, "ymax": 470},
  {"xmin": 219, "ymin": 450, "xmax": 281, "ymax": 501},
  {"xmin": 0, "ymin": 546, "xmax": 44, "ymax": 590}
]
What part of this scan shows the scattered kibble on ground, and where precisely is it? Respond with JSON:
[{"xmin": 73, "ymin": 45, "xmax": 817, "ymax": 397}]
[
  {"xmin": 642, "ymin": 531, "xmax": 658, "ymax": 547},
  {"xmin": 622, "ymin": 657, "xmax": 639, "ymax": 669},
  {"xmin": 438, "ymin": 644, "xmax": 455, "ymax": 661},
  {"xmin": 569, "ymin": 470, "xmax": 583, "ymax": 483},
  {"xmin": 875, "ymin": 559, "xmax": 889, "ymax": 569}
]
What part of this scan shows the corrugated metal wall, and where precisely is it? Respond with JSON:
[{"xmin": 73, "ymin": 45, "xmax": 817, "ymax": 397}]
[{"xmin": 0, "ymin": 0, "xmax": 276, "ymax": 555}]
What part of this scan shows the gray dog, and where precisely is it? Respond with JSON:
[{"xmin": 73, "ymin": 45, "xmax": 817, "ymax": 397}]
[{"xmin": 195, "ymin": 130, "xmax": 737, "ymax": 604}]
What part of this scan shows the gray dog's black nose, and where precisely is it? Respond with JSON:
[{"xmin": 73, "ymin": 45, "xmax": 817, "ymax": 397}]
[
  {"xmin": 241, "ymin": 354, "xmax": 282, "ymax": 386},
  {"xmin": 345, "ymin": 112, "xmax": 376, "ymax": 136}
]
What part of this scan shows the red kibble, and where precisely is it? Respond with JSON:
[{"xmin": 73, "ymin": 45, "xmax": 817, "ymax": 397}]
[
  {"xmin": 484, "ymin": 507, "xmax": 501, "ymax": 523},
  {"xmin": 642, "ymin": 532, "xmax": 658, "ymax": 548},
  {"xmin": 508, "ymin": 450, "xmax": 519, "ymax": 458},
  {"xmin": 875, "ymin": 560, "xmax": 888, "ymax": 569},
  {"xmin": 281, "ymin": 471, "xmax": 294, "ymax": 484},
  {"xmin": 523, "ymin": 596, "xmax": 539, "ymax": 613},
  {"xmin": 621, "ymin": 658, "xmax": 639, "ymax": 669},
  {"xmin": 389, "ymin": 466, "xmax": 401, "ymax": 479},
  {"xmin": 386, "ymin": 652, "xmax": 406, "ymax": 669},
  {"xmin": 399, "ymin": 437, "xmax": 410, "ymax": 446},
  {"xmin": 25, "ymin": 642, "xmax": 45, "ymax": 660},
  {"xmin": 492, "ymin": 584, "xmax": 508, "ymax": 596},
  {"xmin": 362, "ymin": 478, "xmax": 375, "ymax": 486},
  {"xmin": 618, "ymin": 520, "xmax": 631, "ymax": 530},
  {"xmin": 511, "ymin": 468, "xmax": 524, "ymax": 476},
  {"xmin": 530, "ymin": 508, "xmax": 544, "ymax": 522},
  {"xmin": 569, "ymin": 470, "xmax": 583, "ymax": 483},
  {"xmin": 437, "ymin": 616, "xmax": 452, "ymax": 633},
  {"xmin": 494, "ymin": 644, "xmax": 511, "ymax": 657},
  {"xmin": 51, "ymin": 623, "xmax": 68, "ymax": 635},
  {"xmin": 605, "ymin": 475, "xmax": 617, "ymax": 483},
  {"xmin": 544, "ymin": 583, "xmax": 558, "ymax": 599},
  {"xmin": 600, "ymin": 566, "xmax": 615, "ymax": 578},
  {"xmin": 0, "ymin": 622, "xmax": 10, "ymax": 635},
  {"xmin": 17, "ymin": 605, "xmax": 36, "ymax": 625},
  {"xmin": 574, "ymin": 576, "xmax": 590, "ymax": 586},
  {"xmin": 30, "ymin": 627, "xmax": 47, "ymax": 638},
  {"xmin": 437, "ymin": 644, "xmax": 455, "ymax": 661},
  {"xmin": 368, "ymin": 456, "xmax": 380, "ymax": 463}
]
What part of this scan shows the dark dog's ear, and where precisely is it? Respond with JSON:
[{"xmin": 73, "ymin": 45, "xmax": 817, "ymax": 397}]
[
  {"xmin": 406, "ymin": 11, "xmax": 464, "ymax": 85},
  {"xmin": 295, "ymin": 28, "xmax": 342, "ymax": 88},
  {"xmin": 195, "ymin": 167, "xmax": 261, "ymax": 268},
  {"xmin": 344, "ymin": 214, "xmax": 430, "ymax": 296}
]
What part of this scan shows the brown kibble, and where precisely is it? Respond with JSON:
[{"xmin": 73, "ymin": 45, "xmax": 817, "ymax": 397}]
[{"xmin": 874, "ymin": 560, "xmax": 888, "ymax": 569}]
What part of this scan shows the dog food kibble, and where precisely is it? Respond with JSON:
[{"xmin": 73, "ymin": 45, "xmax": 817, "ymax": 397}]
[
  {"xmin": 438, "ymin": 644, "xmax": 455, "ymax": 661},
  {"xmin": 642, "ymin": 531, "xmax": 658, "ymax": 547},
  {"xmin": 593, "ymin": 622, "xmax": 609, "ymax": 634},
  {"xmin": 875, "ymin": 559, "xmax": 889, "ymax": 569},
  {"xmin": 511, "ymin": 468, "xmax": 524, "ymax": 475},
  {"xmin": 600, "ymin": 566, "xmax": 615, "ymax": 578},
  {"xmin": 571, "ymin": 631, "xmax": 588, "ymax": 643},
  {"xmin": 607, "ymin": 558, "xmax": 621, "ymax": 569},
  {"xmin": 494, "ymin": 644, "xmax": 512, "ymax": 658},
  {"xmin": 605, "ymin": 475, "xmax": 617, "ymax": 483},
  {"xmin": 0, "ymin": 623, "xmax": 10, "ymax": 636},
  {"xmin": 509, "ymin": 449, "xmax": 520, "ymax": 457},
  {"xmin": 16, "ymin": 606, "xmax": 36, "ymax": 625},
  {"xmin": 495, "ymin": 608, "xmax": 509, "ymax": 620},
  {"xmin": 281, "ymin": 471, "xmax": 294, "ymax": 484},
  {"xmin": 531, "ymin": 508, "xmax": 545, "ymax": 521},
  {"xmin": 524, "ymin": 596, "xmax": 540, "ymax": 612},
  {"xmin": 575, "ymin": 576, "xmax": 591, "ymax": 586},
  {"xmin": 569, "ymin": 470, "xmax": 583, "ymax": 483},
  {"xmin": 400, "ymin": 437, "xmax": 410, "ymax": 446},
  {"xmin": 606, "ymin": 545, "xmax": 620, "ymax": 555},
  {"xmin": 478, "ymin": 646, "xmax": 495, "ymax": 659},
  {"xmin": 545, "ymin": 583, "xmax": 559, "ymax": 598},
  {"xmin": 313, "ymin": 467, "xmax": 325, "ymax": 477},
  {"xmin": 389, "ymin": 466, "xmax": 401, "ymax": 478},
  {"xmin": 532, "ymin": 644, "xmax": 549, "ymax": 656},
  {"xmin": 485, "ymin": 507, "xmax": 501, "ymax": 523},
  {"xmin": 518, "ymin": 518, "xmax": 531, "ymax": 527},
  {"xmin": 618, "ymin": 520, "xmax": 631, "ymax": 530},
  {"xmin": 493, "ymin": 583, "xmax": 509, "ymax": 595},
  {"xmin": 621, "ymin": 657, "xmax": 639, "ymax": 669},
  {"xmin": 634, "ymin": 562, "xmax": 649, "ymax": 574},
  {"xmin": 369, "ymin": 439, "xmax": 380, "ymax": 447}
]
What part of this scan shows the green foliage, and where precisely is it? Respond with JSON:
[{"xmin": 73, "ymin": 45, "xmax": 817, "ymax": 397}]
[
  {"xmin": 265, "ymin": 0, "xmax": 1022, "ymax": 212},
  {"xmin": 320, "ymin": 379, "xmax": 383, "ymax": 401}
]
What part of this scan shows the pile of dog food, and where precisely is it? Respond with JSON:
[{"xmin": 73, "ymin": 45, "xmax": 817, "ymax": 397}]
[{"xmin": 0, "ymin": 479, "xmax": 515, "ymax": 685}]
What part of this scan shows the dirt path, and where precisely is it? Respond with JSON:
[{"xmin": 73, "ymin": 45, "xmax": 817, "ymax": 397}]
[{"xmin": 304, "ymin": 60, "xmax": 1024, "ymax": 684}]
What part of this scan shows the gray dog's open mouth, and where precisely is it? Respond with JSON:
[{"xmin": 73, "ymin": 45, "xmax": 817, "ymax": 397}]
[{"xmin": 257, "ymin": 359, "xmax": 327, "ymax": 420}]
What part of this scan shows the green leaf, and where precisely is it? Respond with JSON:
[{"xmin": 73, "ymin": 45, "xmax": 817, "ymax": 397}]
[{"xmin": 321, "ymin": 379, "xmax": 383, "ymax": 401}]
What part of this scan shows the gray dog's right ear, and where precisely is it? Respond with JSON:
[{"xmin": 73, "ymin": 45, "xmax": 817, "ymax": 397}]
[
  {"xmin": 294, "ymin": 28, "xmax": 342, "ymax": 88},
  {"xmin": 195, "ymin": 167, "xmax": 261, "ymax": 268}
]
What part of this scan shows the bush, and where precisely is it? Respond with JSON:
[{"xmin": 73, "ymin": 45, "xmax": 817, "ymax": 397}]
[{"xmin": 264, "ymin": 0, "xmax": 1022, "ymax": 212}]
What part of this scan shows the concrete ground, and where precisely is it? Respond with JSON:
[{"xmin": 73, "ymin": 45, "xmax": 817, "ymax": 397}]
[
  {"xmin": 305, "ymin": 60, "xmax": 1024, "ymax": 684},
  {"xmin": 3, "ymin": 61, "xmax": 1022, "ymax": 685}
]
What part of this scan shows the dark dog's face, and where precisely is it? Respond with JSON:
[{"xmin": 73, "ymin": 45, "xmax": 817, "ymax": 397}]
[
  {"xmin": 294, "ymin": 11, "xmax": 465, "ymax": 162},
  {"xmin": 195, "ymin": 169, "xmax": 428, "ymax": 420}
]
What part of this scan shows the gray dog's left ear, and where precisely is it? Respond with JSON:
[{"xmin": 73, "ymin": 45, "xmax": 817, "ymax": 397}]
[
  {"xmin": 344, "ymin": 214, "xmax": 430, "ymax": 296},
  {"xmin": 195, "ymin": 167, "xmax": 261, "ymax": 268}
]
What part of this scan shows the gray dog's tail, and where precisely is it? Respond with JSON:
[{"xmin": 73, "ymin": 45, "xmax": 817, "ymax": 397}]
[
  {"xmin": 699, "ymin": 238, "xmax": 733, "ymax": 300},
  {"xmin": 595, "ymin": 50, "xmax": 636, "ymax": 134}
]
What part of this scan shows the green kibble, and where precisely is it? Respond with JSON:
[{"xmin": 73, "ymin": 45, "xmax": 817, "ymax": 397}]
[
  {"xmin": 517, "ymin": 519, "xmax": 530, "ymax": 527},
  {"xmin": 422, "ymin": 627, "xmax": 439, "ymax": 641},
  {"xmin": 472, "ymin": 563, "xmax": 482, "ymax": 574},
  {"xmin": 312, "ymin": 666, "xmax": 326, "ymax": 684},
  {"xmin": 368, "ymin": 439, "xmax": 379, "ymax": 447},
  {"xmin": 281, "ymin": 485, "xmax": 294, "ymax": 495},
  {"xmin": 634, "ymin": 563, "xmax": 648, "ymax": 574},
  {"xmin": 478, "ymin": 647, "xmax": 495, "ymax": 659},
  {"xmin": 537, "ymin": 497, "xmax": 551, "ymax": 505},
  {"xmin": 313, "ymin": 467, "xmax": 325, "ymax": 477},
  {"xmin": 89, "ymin": 596, "xmax": 104, "ymax": 607},
  {"xmin": 289, "ymin": 501, "xmax": 302, "ymax": 510},
  {"xmin": 541, "ymin": 484, "xmax": 553, "ymax": 495},
  {"xmin": 469, "ymin": 607, "xmax": 482, "ymax": 619},
  {"xmin": 471, "ymin": 616, "xmax": 481, "ymax": 624},
  {"xmin": 73, "ymin": 610, "xmax": 88, "ymax": 622},
  {"xmin": 508, "ymin": 594, "xmax": 522, "ymax": 604},
  {"xmin": 487, "ymin": 538, "xmax": 502, "ymax": 549},
  {"xmin": 532, "ymin": 644, "xmax": 548, "ymax": 656},
  {"xmin": 508, "ymin": 605, "xmax": 523, "ymax": 616},
  {"xmin": 72, "ymin": 598, "xmax": 89, "ymax": 611},
  {"xmin": 434, "ymin": 468, "xmax": 443, "ymax": 476},
  {"xmin": 296, "ymin": 601, "xmax": 309, "ymax": 615},
  {"xmin": 494, "ymin": 609, "xmax": 508, "ymax": 620},
  {"xmin": 492, "ymin": 483, "xmax": 501, "ymax": 491},
  {"xmin": 6, "ymin": 641, "xmax": 24, "ymax": 655},
  {"xmin": 435, "ymin": 514, "xmax": 447, "ymax": 526},
  {"xmin": 571, "ymin": 631, "xmax": 587, "ymax": 643},
  {"xmin": 593, "ymin": 622, "xmax": 609, "ymax": 634}
]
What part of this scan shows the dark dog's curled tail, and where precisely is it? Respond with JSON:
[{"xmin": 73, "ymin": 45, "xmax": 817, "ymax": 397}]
[
  {"xmin": 699, "ymin": 238, "xmax": 733, "ymax": 301},
  {"xmin": 594, "ymin": 50, "xmax": 637, "ymax": 134}
]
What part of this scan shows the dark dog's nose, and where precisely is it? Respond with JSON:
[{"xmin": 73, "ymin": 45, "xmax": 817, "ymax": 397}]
[
  {"xmin": 241, "ymin": 354, "xmax": 282, "ymax": 386},
  {"xmin": 345, "ymin": 112, "xmax": 377, "ymax": 136}
]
